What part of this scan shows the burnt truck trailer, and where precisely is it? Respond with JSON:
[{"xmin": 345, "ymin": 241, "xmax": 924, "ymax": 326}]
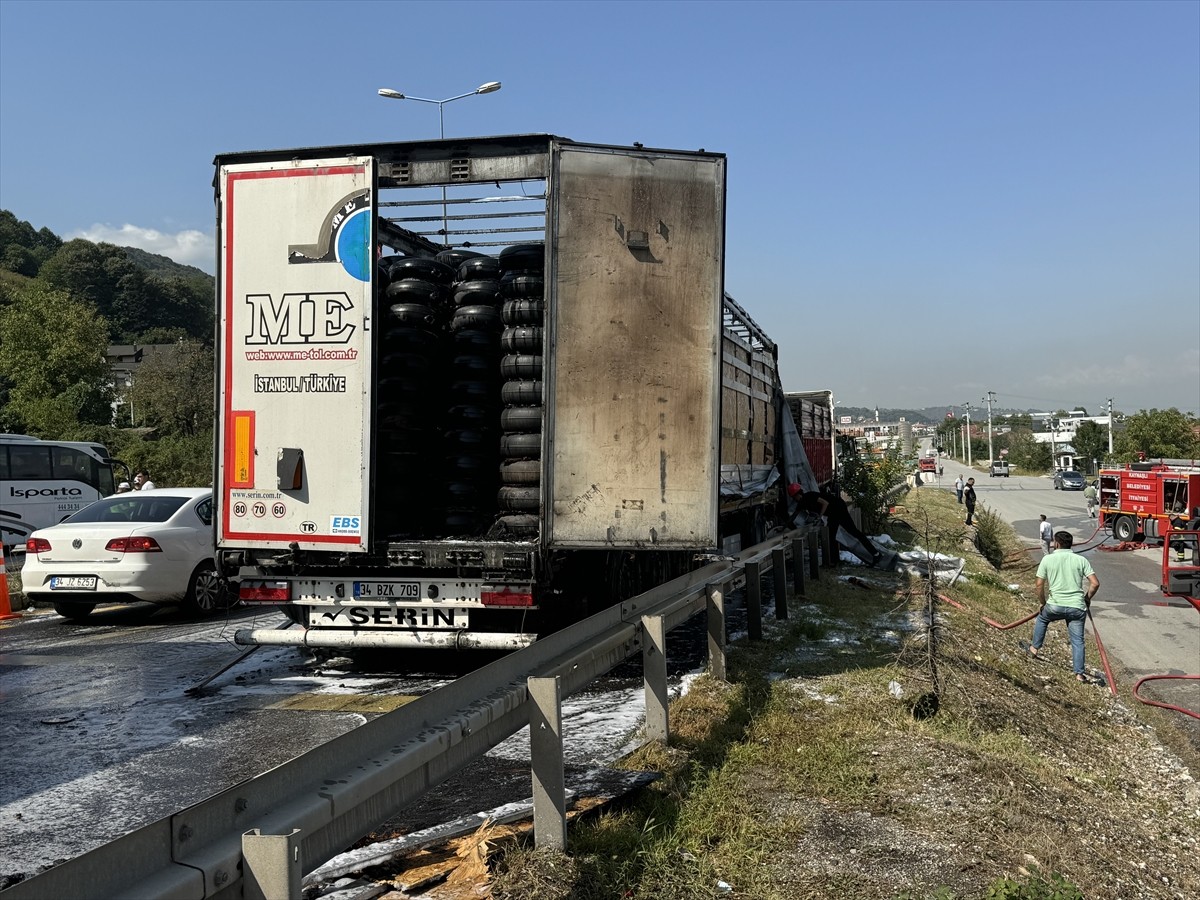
[{"xmin": 215, "ymin": 134, "xmax": 814, "ymax": 651}]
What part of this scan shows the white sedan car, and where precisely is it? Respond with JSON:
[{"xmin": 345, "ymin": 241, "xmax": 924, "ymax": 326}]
[{"xmin": 22, "ymin": 488, "xmax": 229, "ymax": 620}]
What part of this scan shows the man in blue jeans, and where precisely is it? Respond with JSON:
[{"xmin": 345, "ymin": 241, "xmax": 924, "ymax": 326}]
[{"xmin": 1028, "ymin": 530, "xmax": 1100, "ymax": 682}]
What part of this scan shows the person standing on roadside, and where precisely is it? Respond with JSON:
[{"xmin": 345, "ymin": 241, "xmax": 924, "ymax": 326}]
[
  {"xmin": 954, "ymin": 475, "xmax": 965, "ymax": 504},
  {"xmin": 1083, "ymin": 482, "xmax": 1098, "ymax": 518},
  {"xmin": 1027, "ymin": 530, "xmax": 1100, "ymax": 682},
  {"xmin": 1039, "ymin": 515, "xmax": 1053, "ymax": 554},
  {"xmin": 963, "ymin": 477, "xmax": 977, "ymax": 526},
  {"xmin": 133, "ymin": 470, "xmax": 157, "ymax": 491}
]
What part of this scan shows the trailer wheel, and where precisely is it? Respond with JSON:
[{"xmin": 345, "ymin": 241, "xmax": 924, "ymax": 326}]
[
  {"xmin": 501, "ymin": 380, "xmax": 543, "ymax": 406},
  {"xmin": 501, "ymin": 299, "xmax": 545, "ymax": 326},
  {"xmin": 500, "ymin": 406, "xmax": 543, "ymax": 433},
  {"xmin": 499, "ymin": 242, "xmax": 545, "ymax": 272},
  {"xmin": 500, "ymin": 459, "xmax": 541, "ymax": 485},
  {"xmin": 500, "ymin": 354, "xmax": 543, "ymax": 379},
  {"xmin": 458, "ymin": 256, "xmax": 502, "ymax": 280},
  {"xmin": 453, "ymin": 280, "xmax": 503, "ymax": 307},
  {"xmin": 1112, "ymin": 516, "xmax": 1137, "ymax": 542},
  {"xmin": 386, "ymin": 256, "xmax": 457, "ymax": 285},
  {"xmin": 501, "ymin": 433, "xmax": 541, "ymax": 458},
  {"xmin": 501, "ymin": 326, "xmax": 543, "ymax": 353},
  {"xmin": 500, "ymin": 273, "xmax": 544, "ymax": 299},
  {"xmin": 498, "ymin": 486, "xmax": 541, "ymax": 511}
]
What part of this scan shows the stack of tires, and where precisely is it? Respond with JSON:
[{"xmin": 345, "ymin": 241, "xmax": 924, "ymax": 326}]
[
  {"xmin": 442, "ymin": 250, "xmax": 504, "ymax": 534},
  {"xmin": 377, "ymin": 256, "xmax": 456, "ymax": 537},
  {"xmin": 495, "ymin": 243, "xmax": 545, "ymax": 537}
]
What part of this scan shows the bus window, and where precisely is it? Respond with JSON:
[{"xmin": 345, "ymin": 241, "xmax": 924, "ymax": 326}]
[
  {"xmin": 53, "ymin": 446, "xmax": 98, "ymax": 489},
  {"xmin": 9, "ymin": 445, "xmax": 51, "ymax": 480},
  {"xmin": 0, "ymin": 447, "xmax": 8, "ymax": 480}
]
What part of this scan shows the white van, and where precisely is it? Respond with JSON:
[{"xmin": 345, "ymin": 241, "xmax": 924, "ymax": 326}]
[{"xmin": 989, "ymin": 460, "xmax": 1010, "ymax": 478}]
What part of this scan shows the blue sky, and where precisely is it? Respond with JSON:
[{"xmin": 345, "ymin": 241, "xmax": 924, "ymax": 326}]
[{"xmin": 2, "ymin": 0, "xmax": 1197, "ymax": 415}]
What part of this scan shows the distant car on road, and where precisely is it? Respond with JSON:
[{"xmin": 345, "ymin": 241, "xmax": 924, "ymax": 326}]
[
  {"xmin": 990, "ymin": 460, "xmax": 1010, "ymax": 477},
  {"xmin": 21, "ymin": 488, "xmax": 229, "ymax": 620},
  {"xmin": 1053, "ymin": 470, "xmax": 1086, "ymax": 491}
]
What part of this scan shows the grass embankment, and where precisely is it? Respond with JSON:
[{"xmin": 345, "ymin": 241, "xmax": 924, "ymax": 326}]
[{"xmin": 490, "ymin": 488, "xmax": 1200, "ymax": 900}]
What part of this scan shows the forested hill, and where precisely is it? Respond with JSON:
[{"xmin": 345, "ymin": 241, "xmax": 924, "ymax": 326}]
[
  {"xmin": 122, "ymin": 245, "xmax": 210, "ymax": 280},
  {"xmin": 0, "ymin": 209, "xmax": 214, "ymax": 345}
]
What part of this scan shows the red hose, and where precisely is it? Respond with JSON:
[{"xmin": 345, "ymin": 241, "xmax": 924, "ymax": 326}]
[
  {"xmin": 1131, "ymin": 675, "xmax": 1200, "ymax": 720},
  {"xmin": 938, "ymin": 594, "xmax": 1115, "ymax": 692}
]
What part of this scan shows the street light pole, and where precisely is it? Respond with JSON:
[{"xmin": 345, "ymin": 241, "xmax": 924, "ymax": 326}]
[
  {"xmin": 377, "ymin": 82, "xmax": 502, "ymax": 247},
  {"xmin": 983, "ymin": 391, "xmax": 995, "ymax": 467},
  {"xmin": 963, "ymin": 402, "xmax": 972, "ymax": 467}
]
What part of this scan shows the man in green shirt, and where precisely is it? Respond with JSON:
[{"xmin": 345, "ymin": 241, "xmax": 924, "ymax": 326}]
[{"xmin": 1028, "ymin": 531, "xmax": 1100, "ymax": 681}]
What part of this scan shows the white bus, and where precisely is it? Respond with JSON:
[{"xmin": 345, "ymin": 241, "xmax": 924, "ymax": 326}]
[{"xmin": 1, "ymin": 435, "xmax": 125, "ymax": 553}]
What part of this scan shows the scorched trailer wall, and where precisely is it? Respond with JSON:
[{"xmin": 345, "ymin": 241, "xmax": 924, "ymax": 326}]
[{"xmin": 214, "ymin": 135, "xmax": 804, "ymax": 650}]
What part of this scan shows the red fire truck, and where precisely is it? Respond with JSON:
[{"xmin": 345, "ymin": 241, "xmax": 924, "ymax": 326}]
[{"xmin": 1098, "ymin": 461, "xmax": 1200, "ymax": 542}]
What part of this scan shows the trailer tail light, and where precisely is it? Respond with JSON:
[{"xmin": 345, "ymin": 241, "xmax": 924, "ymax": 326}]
[
  {"xmin": 26, "ymin": 538, "xmax": 51, "ymax": 554},
  {"xmin": 106, "ymin": 536, "xmax": 163, "ymax": 552},
  {"xmin": 480, "ymin": 586, "xmax": 534, "ymax": 607},
  {"xmin": 240, "ymin": 580, "xmax": 290, "ymax": 603}
]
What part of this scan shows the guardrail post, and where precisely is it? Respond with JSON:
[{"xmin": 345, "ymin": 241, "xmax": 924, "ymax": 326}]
[
  {"xmin": 808, "ymin": 530, "xmax": 821, "ymax": 579},
  {"xmin": 642, "ymin": 614, "xmax": 669, "ymax": 742},
  {"xmin": 791, "ymin": 536, "xmax": 807, "ymax": 592},
  {"xmin": 744, "ymin": 561, "xmax": 763, "ymax": 641},
  {"xmin": 772, "ymin": 546, "xmax": 788, "ymax": 620},
  {"xmin": 820, "ymin": 524, "xmax": 834, "ymax": 569},
  {"xmin": 707, "ymin": 582, "xmax": 727, "ymax": 682},
  {"xmin": 528, "ymin": 675, "xmax": 567, "ymax": 850},
  {"xmin": 242, "ymin": 828, "xmax": 302, "ymax": 900}
]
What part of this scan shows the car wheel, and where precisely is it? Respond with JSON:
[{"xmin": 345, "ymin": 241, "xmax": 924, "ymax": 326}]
[
  {"xmin": 453, "ymin": 280, "xmax": 503, "ymax": 306},
  {"xmin": 498, "ymin": 486, "xmax": 541, "ymax": 511},
  {"xmin": 185, "ymin": 562, "xmax": 229, "ymax": 615},
  {"xmin": 451, "ymin": 305, "xmax": 502, "ymax": 332},
  {"xmin": 458, "ymin": 256, "xmax": 502, "ymax": 280},
  {"xmin": 386, "ymin": 256, "xmax": 458, "ymax": 285},
  {"xmin": 500, "ymin": 273, "xmax": 545, "ymax": 299},
  {"xmin": 386, "ymin": 278, "xmax": 446, "ymax": 306},
  {"xmin": 1112, "ymin": 516, "xmax": 1137, "ymax": 542},
  {"xmin": 501, "ymin": 433, "xmax": 541, "ymax": 459},
  {"xmin": 500, "ymin": 459, "xmax": 541, "ymax": 485},
  {"xmin": 500, "ymin": 407, "xmax": 542, "ymax": 432},
  {"xmin": 53, "ymin": 602, "xmax": 95, "ymax": 620},
  {"xmin": 436, "ymin": 248, "xmax": 485, "ymax": 269}
]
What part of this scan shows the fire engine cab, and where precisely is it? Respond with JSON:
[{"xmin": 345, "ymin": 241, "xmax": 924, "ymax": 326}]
[{"xmin": 1098, "ymin": 461, "xmax": 1200, "ymax": 543}]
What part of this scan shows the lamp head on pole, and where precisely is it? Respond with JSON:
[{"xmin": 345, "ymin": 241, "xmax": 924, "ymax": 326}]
[
  {"xmin": 475, "ymin": 81, "xmax": 502, "ymax": 94},
  {"xmin": 377, "ymin": 88, "xmax": 405, "ymax": 100}
]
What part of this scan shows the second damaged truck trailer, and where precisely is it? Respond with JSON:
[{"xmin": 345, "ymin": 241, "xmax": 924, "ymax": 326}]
[{"xmin": 216, "ymin": 134, "xmax": 815, "ymax": 650}]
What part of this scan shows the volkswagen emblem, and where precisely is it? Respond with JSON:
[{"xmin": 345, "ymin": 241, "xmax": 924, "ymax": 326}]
[{"xmin": 72, "ymin": 539, "xmax": 82, "ymax": 549}]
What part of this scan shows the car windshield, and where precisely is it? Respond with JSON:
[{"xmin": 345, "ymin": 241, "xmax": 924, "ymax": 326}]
[{"xmin": 64, "ymin": 495, "xmax": 190, "ymax": 523}]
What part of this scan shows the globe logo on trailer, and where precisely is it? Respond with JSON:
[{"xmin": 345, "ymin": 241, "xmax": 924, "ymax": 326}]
[{"xmin": 287, "ymin": 189, "xmax": 372, "ymax": 283}]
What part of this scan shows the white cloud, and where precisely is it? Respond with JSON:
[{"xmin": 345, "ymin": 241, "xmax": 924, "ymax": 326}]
[{"xmin": 70, "ymin": 223, "xmax": 214, "ymax": 273}]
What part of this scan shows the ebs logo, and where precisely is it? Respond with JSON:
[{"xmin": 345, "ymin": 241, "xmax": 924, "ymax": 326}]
[{"xmin": 330, "ymin": 515, "xmax": 361, "ymax": 536}]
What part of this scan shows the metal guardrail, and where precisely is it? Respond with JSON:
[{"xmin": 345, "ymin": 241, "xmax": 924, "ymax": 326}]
[{"xmin": 3, "ymin": 527, "xmax": 826, "ymax": 900}]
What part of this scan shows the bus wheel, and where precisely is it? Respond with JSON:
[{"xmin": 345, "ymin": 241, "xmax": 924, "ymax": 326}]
[
  {"xmin": 53, "ymin": 602, "xmax": 95, "ymax": 620},
  {"xmin": 1112, "ymin": 516, "xmax": 1137, "ymax": 542}
]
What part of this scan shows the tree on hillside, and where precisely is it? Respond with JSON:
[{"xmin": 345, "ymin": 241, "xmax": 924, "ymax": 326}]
[
  {"xmin": 0, "ymin": 210, "xmax": 62, "ymax": 276},
  {"xmin": 0, "ymin": 284, "xmax": 113, "ymax": 436},
  {"xmin": 132, "ymin": 340, "xmax": 214, "ymax": 438},
  {"xmin": 1071, "ymin": 421, "xmax": 1108, "ymax": 467},
  {"xmin": 1113, "ymin": 409, "xmax": 1199, "ymax": 461}
]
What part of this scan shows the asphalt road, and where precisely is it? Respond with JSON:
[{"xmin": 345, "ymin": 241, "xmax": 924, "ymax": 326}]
[{"xmin": 926, "ymin": 457, "xmax": 1199, "ymax": 730}]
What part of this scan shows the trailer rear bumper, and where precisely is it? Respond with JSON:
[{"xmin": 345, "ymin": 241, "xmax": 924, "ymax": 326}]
[{"xmin": 234, "ymin": 627, "xmax": 537, "ymax": 651}]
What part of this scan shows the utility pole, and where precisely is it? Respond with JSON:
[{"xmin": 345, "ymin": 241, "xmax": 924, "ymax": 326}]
[
  {"xmin": 963, "ymin": 402, "xmax": 972, "ymax": 467},
  {"xmin": 983, "ymin": 391, "xmax": 996, "ymax": 466},
  {"xmin": 1106, "ymin": 398, "xmax": 1114, "ymax": 455}
]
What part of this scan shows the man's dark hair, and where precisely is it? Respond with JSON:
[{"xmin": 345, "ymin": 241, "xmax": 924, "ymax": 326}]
[{"xmin": 1054, "ymin": 531, "xmax": 1074, "ymax": 548}]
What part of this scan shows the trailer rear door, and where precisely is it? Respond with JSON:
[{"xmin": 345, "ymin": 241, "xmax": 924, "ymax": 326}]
[
  {"xmin": 546, "ymin": 144, "xmax": 725, "ymax": 548},
  {"xmin": 216, "ymin": 157, "xmax": 375, "ymax": 552}
]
